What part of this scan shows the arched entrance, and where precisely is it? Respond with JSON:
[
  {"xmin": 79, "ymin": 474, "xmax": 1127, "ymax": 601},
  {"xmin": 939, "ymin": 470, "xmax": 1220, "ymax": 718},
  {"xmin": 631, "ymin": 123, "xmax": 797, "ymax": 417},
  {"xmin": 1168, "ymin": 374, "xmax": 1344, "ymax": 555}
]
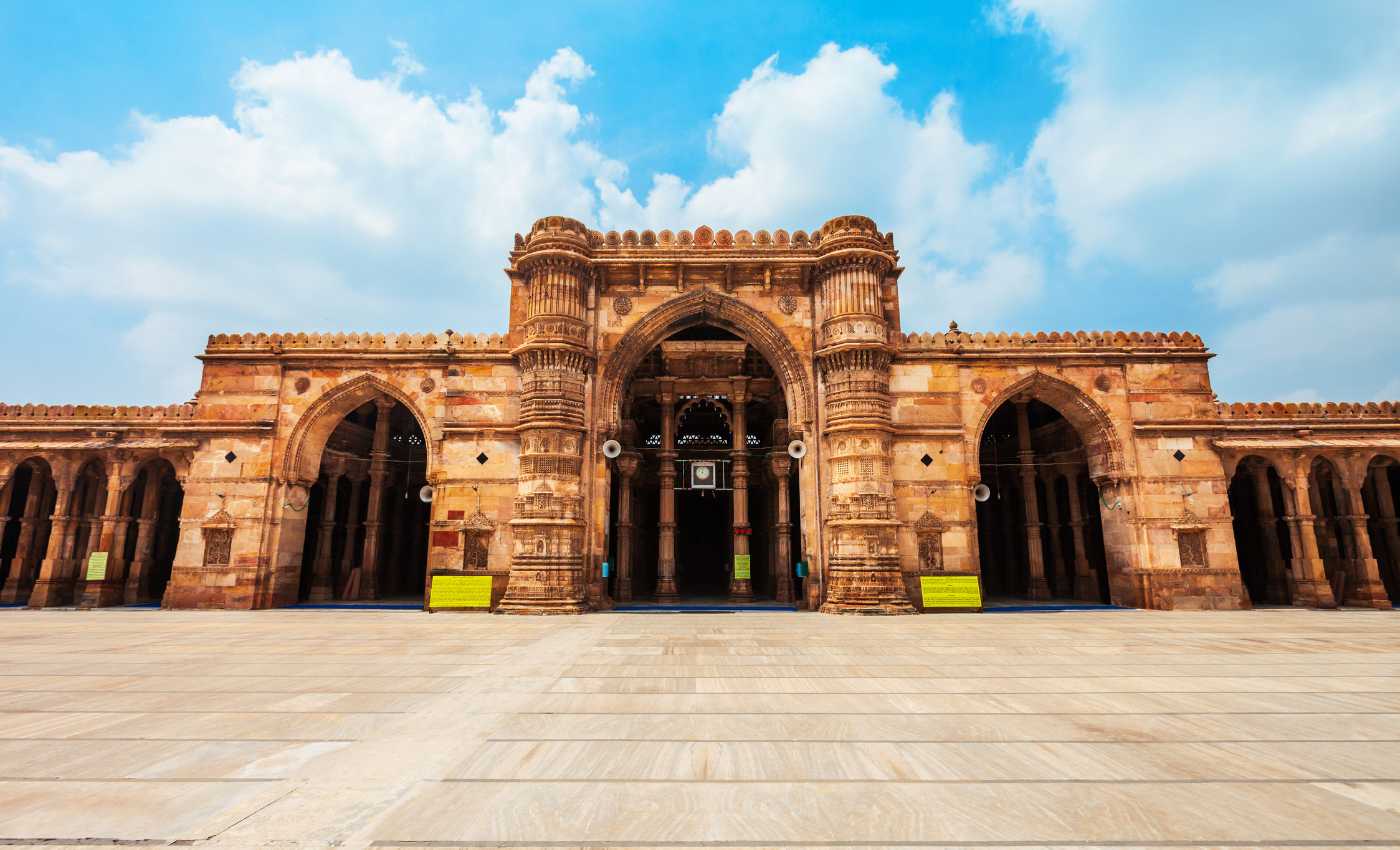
[
  {"xmin": 1363, "ymin": 456, "xmax": 1400, "ymax": 603},
  {"xmin": 0, "ymin": 458, "xmax": 56, "ymax": 604},
  {"xmin": 124, "ymin": 459, "xmax": 185, "ymax": 604},
  {"xmin": 974, "ymin": 395, "xmax": 1115, "ymax": 604},
  {"xmin": 292, "ymin": 398, "xmax": 431, "ymax": 604},
  {"xmin": 606, "ymin": 321, "xmax": 804, "ymax": 605},
  {"xmin": 1227, "ymin": 457, "xmax": 1293, "ymax": 605}
]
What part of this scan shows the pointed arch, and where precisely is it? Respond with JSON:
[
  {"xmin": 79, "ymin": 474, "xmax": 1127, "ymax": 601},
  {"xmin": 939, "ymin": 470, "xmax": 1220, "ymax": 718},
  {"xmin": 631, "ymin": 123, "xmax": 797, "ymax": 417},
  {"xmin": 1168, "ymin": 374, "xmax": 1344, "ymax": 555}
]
[
  {"xmin": 970, "ymin": 371, "xmax": 1128, "ymax": 482},
  {"xmin": 281, "ymin": 374, "xmax": 434, "ymax": 484},
  {"xmin": 598, "ymin": 289, "xmax": 814, "ymax": 435}
]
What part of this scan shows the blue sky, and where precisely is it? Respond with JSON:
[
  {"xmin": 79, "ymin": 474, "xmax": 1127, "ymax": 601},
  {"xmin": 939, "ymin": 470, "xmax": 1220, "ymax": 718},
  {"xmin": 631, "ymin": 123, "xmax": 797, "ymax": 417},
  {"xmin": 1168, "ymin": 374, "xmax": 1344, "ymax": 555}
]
[{"xmin": 2, "ymin": 1, "xmax": 1397, "ymax": 404}]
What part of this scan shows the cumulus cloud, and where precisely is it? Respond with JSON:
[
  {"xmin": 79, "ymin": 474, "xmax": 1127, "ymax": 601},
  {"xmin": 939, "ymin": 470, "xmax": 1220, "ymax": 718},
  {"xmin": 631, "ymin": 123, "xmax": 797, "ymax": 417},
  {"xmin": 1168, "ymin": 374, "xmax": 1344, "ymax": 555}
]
[
  {"xmin": 1005, "ymin": 0, "xmax": 1400, "ymax": 400},
  {"xmin": 597, "ymin": 44, "xmax": 1043, "ymax": 328}
]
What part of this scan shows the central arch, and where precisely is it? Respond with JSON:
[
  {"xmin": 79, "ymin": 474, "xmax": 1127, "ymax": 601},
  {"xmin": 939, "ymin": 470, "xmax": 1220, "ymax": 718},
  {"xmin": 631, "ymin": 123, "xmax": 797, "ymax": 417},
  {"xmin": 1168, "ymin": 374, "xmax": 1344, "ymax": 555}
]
[{"xmin": 599, "ymin": 290, "xmax": 814, "ymax": 437}]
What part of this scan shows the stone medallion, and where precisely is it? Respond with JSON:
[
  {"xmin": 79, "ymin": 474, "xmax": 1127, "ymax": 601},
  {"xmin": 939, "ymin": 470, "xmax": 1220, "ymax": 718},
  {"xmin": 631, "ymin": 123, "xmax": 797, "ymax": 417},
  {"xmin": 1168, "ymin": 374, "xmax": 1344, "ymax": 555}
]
[
  {"xmin": 1094, "ymin": 374, "xmax": 1112, "ymax": 392},
  {"xmin": 420, "ymin": 377, "xmax": 436, "ymax": 394},
  {"xmin": 293, "ymin": 376, "xmax": 310, "ymax": 395},
  {"xmin": 613, "ymin": 295, "xmax": 633, "ymax": 316},
  {"xmin": 970, "ymin": 378, "xmax": 987, "ymax": 394},
  {"xmin": 778, "ymin": 294, "xmax": 798, "ymax": 315}
]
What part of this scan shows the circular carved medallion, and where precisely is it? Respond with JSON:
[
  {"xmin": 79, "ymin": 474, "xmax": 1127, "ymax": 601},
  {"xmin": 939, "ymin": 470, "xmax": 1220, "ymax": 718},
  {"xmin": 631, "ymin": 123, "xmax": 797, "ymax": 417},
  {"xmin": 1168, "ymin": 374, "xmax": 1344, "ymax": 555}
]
[
  {"xmin": 970, "ymin": 378, "xmax": 987, "ymax": 394},
  {"xmin": 293, "ymin": 377, "xmax": 310, "ymax": 395},
  {"xmin": 778, "ymin": 294, "xmax": 798, "ymax": 315},
  {"xmin": 420, "ymin": 377, "xmax": 436, "ymax": 394},
  {"xmin": 613, "ymin": 295, "xmax": 633, "ymax": 316},
  {"xmin": 1094, "ymin": 374, "xmax": 1111, "ymax": 392}
]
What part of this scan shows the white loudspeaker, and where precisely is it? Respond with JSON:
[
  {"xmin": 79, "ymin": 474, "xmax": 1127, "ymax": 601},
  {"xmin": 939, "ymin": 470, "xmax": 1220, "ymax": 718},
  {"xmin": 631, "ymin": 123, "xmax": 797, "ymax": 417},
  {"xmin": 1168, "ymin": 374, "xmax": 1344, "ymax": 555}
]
[
  {"xmin": 602, "ymin": 439, "xmax": 622, "ymax": 459},
  {"xmin": 787, "ymin": 439, "xmax": 807, "ymax": 459},
  {"xmin": 972, "ymin": 483, "xmax": 992, "ymax": 503},
  {"xmin": 418, "ymin": 485, "xmax": 436, "ymax": 503}
]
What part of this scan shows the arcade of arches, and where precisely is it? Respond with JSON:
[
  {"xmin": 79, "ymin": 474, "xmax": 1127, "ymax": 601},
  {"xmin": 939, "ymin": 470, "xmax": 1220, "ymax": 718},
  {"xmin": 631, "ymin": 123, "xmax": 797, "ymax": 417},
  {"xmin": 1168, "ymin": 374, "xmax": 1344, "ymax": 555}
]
[{"xmin": 3, "ymin": 213, "xmax": 1400, "ymax": 613}]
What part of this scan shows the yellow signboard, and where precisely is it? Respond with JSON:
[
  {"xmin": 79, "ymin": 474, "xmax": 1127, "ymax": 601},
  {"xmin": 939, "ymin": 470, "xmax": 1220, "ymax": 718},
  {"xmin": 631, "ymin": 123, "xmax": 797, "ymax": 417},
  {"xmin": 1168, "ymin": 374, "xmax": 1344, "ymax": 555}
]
[
  {"xmin": 920, "ymin": 574, "xmax": 981, "ymax": 609},
  {"xmin": 86, "ymin": 552, "xmax": 109, "ymax": 582},
  {"xmin": 430, "ymin": 574, "xmax": 493, "ymax": 609},
  {"xmin": 733, "ymin": 553, "xmax": 751, "ymax": 580}
]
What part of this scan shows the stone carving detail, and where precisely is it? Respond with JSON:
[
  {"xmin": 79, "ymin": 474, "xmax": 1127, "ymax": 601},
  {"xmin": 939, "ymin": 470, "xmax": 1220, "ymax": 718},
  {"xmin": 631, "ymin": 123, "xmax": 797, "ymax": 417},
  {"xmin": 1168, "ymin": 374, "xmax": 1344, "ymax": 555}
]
[
  {"xmin": 613, "ymin": 295, "xmax": 633, "ymax": 316},
  {"xmin": 420, "ymin": 377, "xmax": 435, "ymax": 394},
  {"xmin": 461, "ymin": 509, "xmax": 495, "ymax": 570},
  {"xmin": 294, "ymin": 377, "xmax": 311, "ymax": 395},
  {"xmin": 913, "ymin": 511, "xmax": 945, "ymax": 572},
  {"xmin": 201, "ymin": 507, "xmax": 237, "ymax": 567},
  {"xmin": 778, "ymin": 294, "xmax": 798, "ymax": 315}
]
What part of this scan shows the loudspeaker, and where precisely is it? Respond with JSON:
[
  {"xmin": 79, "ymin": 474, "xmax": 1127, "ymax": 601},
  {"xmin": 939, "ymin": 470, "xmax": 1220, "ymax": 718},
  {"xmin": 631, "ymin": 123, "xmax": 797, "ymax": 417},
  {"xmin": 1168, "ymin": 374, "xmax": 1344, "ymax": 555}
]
[
  {"xmin": 787, "ymin": 439, "xmax": 807, "ymax": 459},
  {"xmin": 418, "ymin": 485, "xmax": 436, "ymax": 503},
  {"xmin": 972, "ymin": 483, "xmax": 992, "ymax": 503},
  {"xmin": 602, "ymin": 439, "xmax": 622, "ymax": 459}
]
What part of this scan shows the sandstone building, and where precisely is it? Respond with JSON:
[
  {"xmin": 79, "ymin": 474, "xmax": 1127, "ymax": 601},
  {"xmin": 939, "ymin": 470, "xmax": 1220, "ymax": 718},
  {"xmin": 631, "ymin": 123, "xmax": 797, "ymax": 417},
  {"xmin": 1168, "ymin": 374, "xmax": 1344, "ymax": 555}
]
[{"xmin": 3, "ymin": 215, "xmax": 1399, "ymax": 613}]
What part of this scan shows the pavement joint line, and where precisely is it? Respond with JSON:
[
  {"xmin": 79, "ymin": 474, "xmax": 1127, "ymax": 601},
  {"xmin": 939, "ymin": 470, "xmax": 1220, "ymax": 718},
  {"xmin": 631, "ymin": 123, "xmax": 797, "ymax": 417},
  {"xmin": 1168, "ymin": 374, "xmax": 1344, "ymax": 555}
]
[
  {"xmin": 366, "ymin": 841, "xmax": 1400, "ymax": 848},
  {"xmin": 429, "ymin": 777, "xmax": 1400, "ymax": 784},
  {"xmin": 480, "ymin": 737, "xmax": 1400, "ymax": 743}
]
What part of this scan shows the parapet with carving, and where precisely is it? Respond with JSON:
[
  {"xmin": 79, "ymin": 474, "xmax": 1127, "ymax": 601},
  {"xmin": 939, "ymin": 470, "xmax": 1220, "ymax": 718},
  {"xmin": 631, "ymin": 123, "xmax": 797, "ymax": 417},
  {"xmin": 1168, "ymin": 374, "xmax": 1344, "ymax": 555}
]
[
  {"xmin": 0, "ymin": 403, "xmax": 198, "ymax": 420},
  {"xmin": 510, "ymin": 214, "xmax": 896, "ymax": 260},
  {"xmin": 1218, "ymin": 401, "xmax": 1400, "ymax": 419},
  {"xmin": 896, "ymin": 329, "xmax": 1207, "ymax": 351},
  {"xmin": 203, "ymin": 331, "xmax": 509, "ymax": 354}
]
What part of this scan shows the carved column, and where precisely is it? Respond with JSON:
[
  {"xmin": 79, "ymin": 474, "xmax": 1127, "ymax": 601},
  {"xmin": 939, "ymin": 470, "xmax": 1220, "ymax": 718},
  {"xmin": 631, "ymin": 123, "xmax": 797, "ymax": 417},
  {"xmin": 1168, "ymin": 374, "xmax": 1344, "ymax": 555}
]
[
  {"xmin": 308, "ymin": 463, "xmax": 344, "ymax": 602},
  {"xmin": 728, "ymin": 378, "xmax": 753, "ymax": 601},
  {"xmin": 81, "ymin": 458, "xmax": 133, "ymax": 608},
  {"xmin": 124, "ymin": 470, "xmax": 164, "ymax": 602},
  {"xmin": 1065, "ymin": 468, "xmax": 1096, "ymax": 602},
  {"xmin": 769, "ymin": 452, "xmax": 794, "ymax": 603},
  {"xmin": 1371, "ymin": 464, "xmax": 1400, "ymax": 580},
  {"xmin": 815, "ymin": 215, "xmax": 914, "ymax": 614},
  {"xmin": 28, "ymin": 461, "xmax": 77, "ymax": 608},
  {"xmin": 613, "ymin": 451, "xmax": 639, "ymax": 602},
  {"xmin": 338, "ymin": 475, "xmax": 364, "ymax": 597},
  {"xmin": 1015, "ymin": 399, "xmax": 1052, "ymax": 600},
  {"xmin": 360, "ymin": 398, "xmax": 394, "ymax": 600},
  {"xmin": 1042, "ymin": 469, "xmax": 1065, "ymax": 596},
  {"xmin": 499, "ymin": 216, "xmax": 593, "ymax": 614},
  {"xmin": 1287, "ymin": 456, "xmax": 1337, "ymax": 608},
  {"xmin": 1340, "ymin": 458, "xmax": 1390, "ymax": 608},
  {"xmin": 1250, "ymin": 462, "xmax": 1290, "ymax": 603},
  {"xmin": 0, "ymin": 470, "xmax": 44, "ymax": 602},
  {"xmin": 654, "ymin": 380, "xmax": 680, "ymax": 602}
]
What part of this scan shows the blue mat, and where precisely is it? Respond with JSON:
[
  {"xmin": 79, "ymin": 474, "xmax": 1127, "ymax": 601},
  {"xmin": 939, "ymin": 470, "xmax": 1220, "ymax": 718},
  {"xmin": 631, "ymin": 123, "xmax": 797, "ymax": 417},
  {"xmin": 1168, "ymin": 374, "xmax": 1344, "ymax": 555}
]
[
  {"xmin": 984, "ymin": 603, "xmax": 1125, "ymax": 613},
  {"xmin": 613, "ymin": 603, "xmax": 796, "ymax": 613}
]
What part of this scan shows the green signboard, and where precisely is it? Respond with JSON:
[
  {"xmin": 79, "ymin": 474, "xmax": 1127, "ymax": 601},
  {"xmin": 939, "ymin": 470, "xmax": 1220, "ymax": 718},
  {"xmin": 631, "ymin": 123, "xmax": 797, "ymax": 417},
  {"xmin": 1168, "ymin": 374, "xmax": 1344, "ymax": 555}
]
[
  {"xmin": 86, "ymin": 552, "xmax": 109, "ymax": 582},
  {"xmin": 733, "ymin": 553, "xmax": 751, "ymax": 580}
]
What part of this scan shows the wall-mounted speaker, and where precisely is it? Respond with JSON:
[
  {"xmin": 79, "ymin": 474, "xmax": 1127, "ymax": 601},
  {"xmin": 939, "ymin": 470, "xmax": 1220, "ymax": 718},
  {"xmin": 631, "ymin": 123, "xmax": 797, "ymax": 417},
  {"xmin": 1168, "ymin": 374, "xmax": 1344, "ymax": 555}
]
[
  {"xmin": 418, "ymin": 485, "xmax": 436, "ymax": 503},
  {"xmin": 602, "ymin": 439, "xmax": 622, "ymax": 459},
  {"xmin": 787, "ymin": 439, "xmax": 807, "ymax": 459},
  {"xmin": 972, "ymin": 483, "xmax": 992, "ymax": 503}
]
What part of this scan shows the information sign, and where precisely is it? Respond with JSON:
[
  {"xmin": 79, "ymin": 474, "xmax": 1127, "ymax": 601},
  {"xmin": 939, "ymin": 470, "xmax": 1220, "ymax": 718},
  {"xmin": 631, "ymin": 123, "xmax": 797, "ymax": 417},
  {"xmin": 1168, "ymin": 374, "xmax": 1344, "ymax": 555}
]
[
  {"xmin": 919, "ymin": 574, "xmax": 981, "ymax": 609},
  {"xmin": 733, "ymin": 553, "xmax": 751, "ymax": 580},
  {"xmin": 86, "ymin": 552, "xmax": 109, "ymax": 582},
  {"xmin": 430, "ymin": 574, "xmax": 492, "ymax": 608}
]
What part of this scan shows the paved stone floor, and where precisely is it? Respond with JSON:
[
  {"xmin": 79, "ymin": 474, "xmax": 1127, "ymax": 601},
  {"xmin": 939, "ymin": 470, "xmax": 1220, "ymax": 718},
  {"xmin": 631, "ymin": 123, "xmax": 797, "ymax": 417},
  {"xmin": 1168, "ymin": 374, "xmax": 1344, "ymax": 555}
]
[{"xmin": 3, "ymin": 608, "xmax": 1400, "ymax": 848}]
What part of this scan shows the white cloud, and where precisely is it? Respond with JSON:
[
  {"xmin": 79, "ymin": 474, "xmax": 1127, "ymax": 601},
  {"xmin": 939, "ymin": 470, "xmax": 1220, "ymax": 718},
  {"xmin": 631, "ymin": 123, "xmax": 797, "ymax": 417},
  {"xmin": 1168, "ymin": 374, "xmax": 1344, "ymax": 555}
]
[
  {"xmin": 596, "ymin": 44, "xmax": 1044, "ymax": 330},
  {"xmin": 1006, "ymin": 0, "xmax": 1400, "ymax": 400}
]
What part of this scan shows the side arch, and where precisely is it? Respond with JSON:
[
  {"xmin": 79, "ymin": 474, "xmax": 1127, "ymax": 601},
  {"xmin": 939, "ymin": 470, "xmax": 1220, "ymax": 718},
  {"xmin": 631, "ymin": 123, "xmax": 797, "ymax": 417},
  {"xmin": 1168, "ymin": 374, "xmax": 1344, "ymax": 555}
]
[
  {"xmin": 969, "ymin": 371, "xmax": 1129, "ymax": 482},
  {"xmin": 281, "ymin": 374, "xmax": 435, "ymax": 484},
  {"xmin": 598, "ymin": 290, "xmax": 814, "ymax": 436}
]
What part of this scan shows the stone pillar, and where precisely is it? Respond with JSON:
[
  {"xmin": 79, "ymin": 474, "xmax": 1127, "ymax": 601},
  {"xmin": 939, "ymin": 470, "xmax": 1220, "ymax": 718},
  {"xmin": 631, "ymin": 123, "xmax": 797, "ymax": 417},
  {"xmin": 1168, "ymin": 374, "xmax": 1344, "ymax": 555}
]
[
  {"xmin": 654, "ymin": 381, "xmax": 680, "ymax": 602},
  {"xmin": 1287, "ymin": 458, "xmax": 1337, "ymax": 608},
  {"xmin": 1042, "ymin": 470, "xmax": 1065, "ymax": 597},
  {"xmin": 1065, "ymin": 469, "xmax": 1096, "ymax": 602},
  {"xmin": 308, "ymin": 464, "xmax": 344, "ymax": 602},
  {"xmin": 613, "ymin": 451, "xmax": 639, "ymax": 602},
  {"xmin": 28, "ymin": 463, "xmax": 77, "ymax": 608},
  {"xmin": 498, "ymin": 217, "xmax": 593, "ymax": 614},
  {"xmin": 815, "ymin": 215, "xmax": 914, "ymax": 614},
  {"xmin": 0, "ymin": 471, "xmax": 44, "ymax": 603},
  {"xmin": 1339, "ymin": 460, "xmax": 1390, "ymax": 608},
  {"xmin": 80, "ymin": 460, "xmax": 132, "ymax": 608},
  {"xmin": 338, "ymin": 475, "xmax": 364, "ymax": 597},
  {"xmin": 1371, "ymin": 465, "xmax": 1400, "ymax": 577},
  {"xmin": 1015, "ymin": 399, "xmax": 1052, "ymax": 600},
  {"xmin": 769, "ymin": 452, "xmax": 794, "ymax": 603},
  {"xmin": 728, "ymin": 378, "xmax": 753, "ymax": 601},
  {"xmin": 386, "ymin": 470, "xmax": 408, "ymax": 597},
  {"xmin": 1249, "ymin": 463, "xmax": 1290, "ymax": 603},
  {"xmin": 0, "ymin": 477, "xmax": 12, "ymax": 594},
  {"xmin": 124, "ymin": 471, "xmax": 164, "ymax": 603},
  {"xmin": 359, "ymin": 398, "xmax": 394, "ymax": 600}
]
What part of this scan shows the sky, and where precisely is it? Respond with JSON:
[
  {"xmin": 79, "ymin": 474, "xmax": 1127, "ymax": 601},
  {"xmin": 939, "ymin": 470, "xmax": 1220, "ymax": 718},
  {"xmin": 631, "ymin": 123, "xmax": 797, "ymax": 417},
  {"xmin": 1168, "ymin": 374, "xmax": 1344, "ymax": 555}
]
[{"xmin": 1, "ymin": 0, "xmax": 1398, "ymax": 405}]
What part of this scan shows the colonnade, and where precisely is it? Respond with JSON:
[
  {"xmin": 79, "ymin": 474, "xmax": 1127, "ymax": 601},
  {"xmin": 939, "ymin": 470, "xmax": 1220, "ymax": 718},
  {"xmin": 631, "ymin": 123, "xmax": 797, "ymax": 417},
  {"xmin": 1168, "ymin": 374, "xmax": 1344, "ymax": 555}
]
[
  {"xmin": 1228, "ymin": 453, "xmax": 1398, "ymax": 609},
  {"xmin": 0, "ymin": 455, "xmax": 182, "ymax": 608}
]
